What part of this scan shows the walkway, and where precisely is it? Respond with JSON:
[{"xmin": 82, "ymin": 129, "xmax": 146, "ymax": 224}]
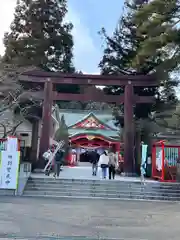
[
  {"xmin": 0, "ymin": 197, "xmax": 179, "ymax": 239},
  {"xmin": 31, "ymin": 164, "xmax": 156, "ymax": 183}
]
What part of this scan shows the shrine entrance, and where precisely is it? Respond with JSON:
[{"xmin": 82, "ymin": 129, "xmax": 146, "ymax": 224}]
[
  {"xmin": 70, "ymin": 134, "xmax": 118, "ymax": 163},
  {"xmin": 79, "ymin": 152, "xmax": 90, "ymax": 163},
  {"xmin": 20, "ymin": 70, "xmax": 157, "ymax": 175}
]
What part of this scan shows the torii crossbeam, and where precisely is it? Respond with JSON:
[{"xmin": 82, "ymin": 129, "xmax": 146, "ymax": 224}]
[{"xmin": 20, "ymin": 70, "xmax": 157, "ymax": 175}]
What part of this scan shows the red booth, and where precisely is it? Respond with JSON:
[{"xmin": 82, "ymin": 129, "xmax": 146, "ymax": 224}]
[{"xmin": 152, "ymin": 140, "xmax": 179, "ymax": 182}]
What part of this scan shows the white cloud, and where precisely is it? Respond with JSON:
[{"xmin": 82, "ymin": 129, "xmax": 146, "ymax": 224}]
[{"xmin": 0, "ymin": 0, "xmax": 16, "ymax": 55}]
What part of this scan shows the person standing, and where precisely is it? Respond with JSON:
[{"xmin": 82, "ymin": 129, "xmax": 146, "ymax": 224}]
[
  {"xmin": 53, "ymin": 149, "xmax": 64, "ymax": 178},
  {"xmin": 108, "ymin": 151, "xmax": 117, "ymax": 180},
  {"xmin": 43, "ymin": 146, "xmax": 54, "ymax": 176},
  {"xmin": 98, "ymin": 150, "xmax": 109, "ymax": 179},
  {"xmin": 140, "ymin": 163, "xmax": 146, "ymax": 185},
  {"xmin": 90, "ymin": 150, "xmax": 100, "ymax": 176}
]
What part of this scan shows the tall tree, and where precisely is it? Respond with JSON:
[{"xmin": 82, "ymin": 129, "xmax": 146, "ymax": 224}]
[
  {"xmin": 99, "ymin": 0, "xmax": 179, "ymax": 123},
  {"xmin": 54, "ymin": 114, "xmax": 69, "ymax": 162},
  {"xmin": 132, "ymin": 0, "xmax": 180, "ymax": 106},
  {"xmin": 3, "ymin": 0, "xmax": 80, "ymax": 102},
  {"xmin": 3, "ymin": 0, "xmax": 75, "ymax": 73}
]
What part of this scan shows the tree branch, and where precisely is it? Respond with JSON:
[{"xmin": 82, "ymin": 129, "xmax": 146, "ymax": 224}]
[
  {"xmin": 7, "ymin": 120, "xmax": 23, "ymax": 136},
  {"xmin": 0, "ymin": 63, "xmax": 42, "ymax": 136}
]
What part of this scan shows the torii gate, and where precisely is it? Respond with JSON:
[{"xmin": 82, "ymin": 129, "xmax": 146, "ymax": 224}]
[{"xmin": 20, "ymin": 70, "xmax": 157, "ymax": 175}]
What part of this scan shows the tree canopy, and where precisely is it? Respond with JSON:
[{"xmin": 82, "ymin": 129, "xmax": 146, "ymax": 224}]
[
  {"xmin": 132, "ymin": 0, "xmax": 180, "ymax": 104},
  {"xmin": 2, "ymin": 0, "xmax": 81, "ymax": 103},
  {"xmin": 99, "ymin": 0, "xmax": 179, "ymax": 124},
  {"xmin": 3, "ymin": 0, "xmax": 75, "ymax": 73},
  {"xmin": 54, "ymin": 114, "xmax": 69, "ymax": 161}
]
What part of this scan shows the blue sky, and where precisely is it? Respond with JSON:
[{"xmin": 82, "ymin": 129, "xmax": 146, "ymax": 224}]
[
  {"xmin": 68, "ymin": 0, "xmax": 124, "ymax": 73},
  {"xmin": 0, "ymin": 0, "xmax": 124, "ymax": 74}
]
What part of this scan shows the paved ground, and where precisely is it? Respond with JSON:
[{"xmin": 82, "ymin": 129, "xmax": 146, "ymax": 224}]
[
  {"xmin": 0, "ymin": 197, "xmax": 180, "ymax": 239},
  {"xmin": 33, "ymin": 166, "xmax": 155, "ymax": 182}
]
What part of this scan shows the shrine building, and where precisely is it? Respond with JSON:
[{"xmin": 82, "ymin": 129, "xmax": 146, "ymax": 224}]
[{"xmin": 58, "ymin": 110, "xmax": 120, "ymax": 162}]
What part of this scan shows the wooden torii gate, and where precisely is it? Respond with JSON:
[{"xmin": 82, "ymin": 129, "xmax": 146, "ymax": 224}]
[{"xmin": 20, "ymin": 70, "xmax": 157, "ymax": 175}]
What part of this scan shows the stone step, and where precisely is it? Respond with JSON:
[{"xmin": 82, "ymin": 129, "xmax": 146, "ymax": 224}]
[
  {"xmin": 23, "ymin": 190, "xmax": 180, "ymax": 201},
  {"xmin": 27, "ymin": 178, "xmax": 179, "ymax": 187},
  {"xmin": 26, "ymin": 181, "xmax": 180, "ymax": 192},
  {"xmin": 23, "ymin": 193, "xmax": 180, "ymax": 202},
  {"xmin": 25, "ymin": 185, "xmax": 180, "ymax": 196},
  {"xmin": 23, "ymin": 177, "xmax": 180, "ymax": 202},
  {"xmin": 24, "ymin": 187, "xmax": 180, "ymax": 198},
  {"xmin": 27, "ymin": 179, "xmax": 147, "ymax": 185},
  {"xmin": 25, "ymin": 183, "xmax": 153, "ymax": 189},
  {"xmin": 28, "ymin": 177, "xmax": 162, "ymax": 184},
  {"xmin": 0, "ymin": 189, "xmax": 15, "ymax": 196},
  {"xmin": 26, "ymin": 182, "xmax": 154, "ymax": 189}
]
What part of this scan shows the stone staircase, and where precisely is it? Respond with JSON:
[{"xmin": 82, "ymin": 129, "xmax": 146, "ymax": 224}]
[
  {"xmin": 0, "ymin": 189, "xmax": 15, "ymax": 196},
  {"xmin": 23, "ymin": 176, "xmax": 180, "ymax": 201}
]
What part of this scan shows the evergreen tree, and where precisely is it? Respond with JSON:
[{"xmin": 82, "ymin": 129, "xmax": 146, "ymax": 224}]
[
  {"xmin": 99, "ymin": 0, "xmax": 178, "ymax": 123},
  {"xmin": 54, "ymin": 115, "xmax": 69, "ymax": 143},
  {"xmin": 54, "ymin": 114, "xmax": 69, "ymax": 161},
  {"xmin": 3, "ymin": 0, "xmax": 75, "ymax": 73},
  {"xmin": 132, "ymin": 0, "xmax": 180, "ymax": 105}
]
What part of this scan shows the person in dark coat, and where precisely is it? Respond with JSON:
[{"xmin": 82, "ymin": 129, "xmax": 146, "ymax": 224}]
[
  {"xmin": 53, "ymin": 149, "xmax": 64, "ymax": 178},
  {"xmin": 90, "ymin": 150, "xmax": 100, "ymax": 176}
]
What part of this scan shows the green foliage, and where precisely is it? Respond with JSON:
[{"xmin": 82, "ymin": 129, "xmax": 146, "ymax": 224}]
[
  {"xmin": 54, "ymin": 114, "xmax": 69, "ymax": 157},
  {"xmin": 54, "ymin": 115, "xmax": 69, "ymax": 142},
  {"xmin": 151, "ymin": 103, "xmax": 180, "ymax": 132},
  {"xmin": 3, "ymin": 0, "xmax": 80, "ymax": 104},
  {"xmin": 3, "ymin": 0, "xmax": 75, "ymax": 73},
  {"xmin": 99, "ymin": 0, "xmax": 179, "ymax": 124},
  {"xmin": 132, "ymin": 0, "xmax": 180, "ymax": 99}
]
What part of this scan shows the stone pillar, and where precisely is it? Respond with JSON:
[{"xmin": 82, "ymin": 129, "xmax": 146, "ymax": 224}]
[
  {"xmin": 124, "ymin": 82, "xmax": 135, "ymax": 175},
  {"xmin": 38, "ymin": 78, "xmax": 53, "ymax": 168},
  {"xmin": 30, "ymin": 120, "xmax": 39, "ymax": 163}
]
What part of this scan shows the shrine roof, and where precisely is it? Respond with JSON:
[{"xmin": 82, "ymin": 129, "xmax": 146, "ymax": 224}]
[
  {"xmin": 59, "ymin": 110, "xmax": 119, "ymax": 132},
  {"xmin": 69, "ymin": 128, "xmax": 119, "ymax": 139}
]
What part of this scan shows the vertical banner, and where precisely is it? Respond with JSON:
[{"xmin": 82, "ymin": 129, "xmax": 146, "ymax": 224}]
[
  {"xmin": 156, "ymin": 148, "xmax": 163, "ymax": 171},
  {"xmin": 0, "ymin": 151, "xmax": 20, "ymax": 189},
  {"xmin": 7, "ymin": 137, "xmax": 18, "ymax": 151},
  {"xmin": 141, "ymin": 144, "xmax": 148, "ymax": 166}
]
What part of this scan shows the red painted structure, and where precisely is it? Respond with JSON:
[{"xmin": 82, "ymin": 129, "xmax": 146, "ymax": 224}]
[
  {"xmin": 70, "ymin": 135, "xmax": 120, "ymax": 150},
  {"xmin": 152, "ymin": 140, "xmax": 178, "ymax": 182},
  {"xmin": 20, "ymin": 70, "xmax": 157, "ymax": 174},
  {"xmin": 68, "ymin": 113, "xmax": 120, "ymax": 151}
]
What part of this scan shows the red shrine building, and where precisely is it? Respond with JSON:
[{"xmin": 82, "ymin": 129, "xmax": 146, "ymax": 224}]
[{"xmin": 56, "ymin": 110, "xmax": 121, "ymax": 162}]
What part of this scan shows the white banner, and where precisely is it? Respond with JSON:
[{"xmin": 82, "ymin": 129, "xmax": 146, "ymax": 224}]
[
  {"xmin": 0, "ymin": 151, "xmax": 20, "ymax": 189},
  {"xmin": 7, "ymin": 137, "xmax": 18, "ymax": 152},
  {"xmin": 141, "ymin": 144, "xmax": 148, "ymax": 166},
  {"xmin": 140, "ymin": 144, "xmax": 148, "ymax": 175}
]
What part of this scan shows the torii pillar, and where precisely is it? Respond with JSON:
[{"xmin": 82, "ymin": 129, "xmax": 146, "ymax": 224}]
[
  {"xmin": 124, "ymin": 81, "xmax": 135, "ymax": 175},
  {"xmin": 38, "ymin": 78, "xmax": 53, "ymax": 167}
]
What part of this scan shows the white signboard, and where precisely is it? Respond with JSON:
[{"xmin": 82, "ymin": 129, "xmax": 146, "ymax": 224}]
[
  {"xmin": 0, "ymin": 151, "xmax": 20, "ymax": 189},
  {"xmin": 7, "ymin": 137, "xmax": 18, "ymax": 152}
]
